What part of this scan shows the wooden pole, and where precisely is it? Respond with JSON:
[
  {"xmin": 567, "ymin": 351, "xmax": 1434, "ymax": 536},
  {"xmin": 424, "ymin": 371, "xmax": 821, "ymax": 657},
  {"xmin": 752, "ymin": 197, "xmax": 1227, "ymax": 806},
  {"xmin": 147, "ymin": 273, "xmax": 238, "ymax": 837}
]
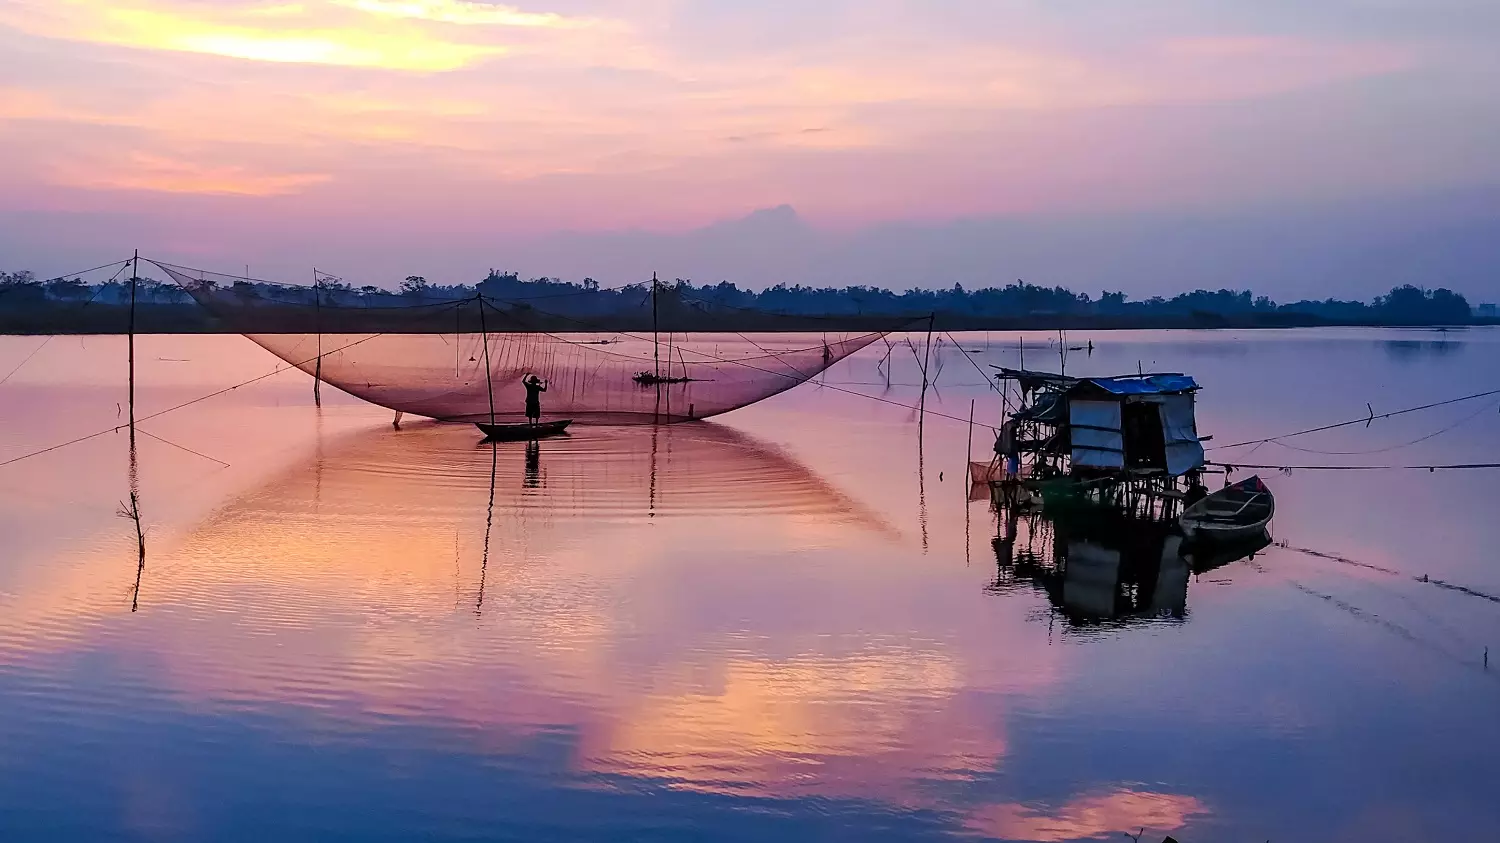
[
  {"xmin": 128, "ymin": 250, "xmax": 145, "ymax": 611},
  {"xmin": 918, "ymin": 313, "xmax": 935, "ymax": 424},
  {"xmin": 128, "ymin": 437, "xmax": 145, "ymax": 612},
  {"xmin": 922, "ymin": 314, "xmax": 935, "ymax": 386},
  {"xmin": 476, "ymin": 439, "xmax": 497, "ymax": 614},
  {"xmin": 966, "ymin": 397, "xmax": 975, "ymax": 476},
  {"xmin": 313, "ymin": 269, "xmax": 322, "ymax": 408},
  {"xmin": 965, "ymin": 397, "xmax": 975, "ymax": 567},
  {"xmin": 476, "ymin": 293, "xmax": 496, "ymax": 424},
  {"xmin": 129, "ymin": 250, "xmax": 138, "ymax": 432},
  {"xmin": 651, "ymin": 272, "xmax": 660, "ymax": 379}
]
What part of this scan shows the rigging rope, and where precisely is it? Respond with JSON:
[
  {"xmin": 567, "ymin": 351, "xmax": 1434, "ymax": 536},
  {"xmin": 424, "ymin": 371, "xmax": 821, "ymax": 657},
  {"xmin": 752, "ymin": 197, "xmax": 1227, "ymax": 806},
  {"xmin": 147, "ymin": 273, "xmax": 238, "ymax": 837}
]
[
  {"xmin": 0, "ymin": 337, "xmax": 53, "ymax": 386},
  {"xmin": 151, "ymin": 258, "xmax": 649, "ymax": 303},
  {"xmin": 1211, "ymin": 387, "xmax": 1500, "ymax": 450},
  {"xmin": 0, "ymin": 259, "xmax": 131, "ymax": 300},
  {"xmin": 0, "ymin": 264, "xmax": 125, "ymax": 385},
  {"xmin": 1276, "ymin": 542, "xmax": 1500, "ymax": 605},
  {"xmin": 1211, "ymin": 460, "xmax": 1500, "ymax": 472},
  {"xmin": 0, "ymin": 300, "xmax": 468, "ymax": 472},
  {"xmin": 134, "ymin": 428, "xmax": 232, "ymax": 468},
  {"xmin": 944, "ymin": 331, "xmax": 1002, "ymax": 395},
  {"xmin": 1258, "ymin": 399, "xmax": 1499, "ymax": 456},
  {"xmin": 494, "ymin": 297, "xmax": 999, "ymax": 431},
  {"xmin": 1240, "ymin": 558, "xmax": 1496, "ymax": 682}
]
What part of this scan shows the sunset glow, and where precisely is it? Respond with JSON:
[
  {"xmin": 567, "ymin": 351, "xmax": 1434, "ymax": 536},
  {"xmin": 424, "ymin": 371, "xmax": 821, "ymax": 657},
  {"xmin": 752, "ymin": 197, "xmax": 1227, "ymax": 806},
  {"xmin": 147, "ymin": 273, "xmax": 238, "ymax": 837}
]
[
  {"xmin": 966, "ymin": 791, "xmax": 1207, "ymax": 842},
  {"xmin": 1, "ymin": 0, "xmax": 1495, "ymax": 294}
]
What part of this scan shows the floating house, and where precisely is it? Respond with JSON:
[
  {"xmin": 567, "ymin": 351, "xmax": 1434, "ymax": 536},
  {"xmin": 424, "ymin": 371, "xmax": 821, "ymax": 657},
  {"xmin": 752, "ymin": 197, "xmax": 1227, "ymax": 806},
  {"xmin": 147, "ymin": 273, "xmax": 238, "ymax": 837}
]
[{"xmin": 978, "ymin": 368, "xmax": 1208, "ymax": 515}]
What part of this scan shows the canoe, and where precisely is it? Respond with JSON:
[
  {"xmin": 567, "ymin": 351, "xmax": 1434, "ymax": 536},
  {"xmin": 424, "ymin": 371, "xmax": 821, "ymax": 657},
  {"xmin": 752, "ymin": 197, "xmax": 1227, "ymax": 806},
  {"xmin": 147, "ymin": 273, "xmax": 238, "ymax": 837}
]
[
  {"xmin": 1180, "ymin": 475, "xmax": 1274, "ymax": 542},
  {"xmin": 475, "ymin": 420, "xmax": 572, "ymax": 441}
]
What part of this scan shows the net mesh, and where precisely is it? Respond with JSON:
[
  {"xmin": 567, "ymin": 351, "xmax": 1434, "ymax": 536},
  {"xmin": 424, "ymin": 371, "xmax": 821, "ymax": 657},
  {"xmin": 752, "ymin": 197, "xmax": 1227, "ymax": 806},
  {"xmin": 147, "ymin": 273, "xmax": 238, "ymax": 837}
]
[{"xmin": 152, "ymin": 261, "xmax": 906, "ymax": 424}]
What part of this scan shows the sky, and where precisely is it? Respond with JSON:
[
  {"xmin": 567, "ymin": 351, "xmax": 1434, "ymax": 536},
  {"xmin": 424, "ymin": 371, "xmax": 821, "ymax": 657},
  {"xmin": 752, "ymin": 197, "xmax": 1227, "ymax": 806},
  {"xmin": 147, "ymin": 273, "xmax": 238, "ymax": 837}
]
[{"xmin": 1, "ymin": 0, "xmax": 1498, "ymax": 299}]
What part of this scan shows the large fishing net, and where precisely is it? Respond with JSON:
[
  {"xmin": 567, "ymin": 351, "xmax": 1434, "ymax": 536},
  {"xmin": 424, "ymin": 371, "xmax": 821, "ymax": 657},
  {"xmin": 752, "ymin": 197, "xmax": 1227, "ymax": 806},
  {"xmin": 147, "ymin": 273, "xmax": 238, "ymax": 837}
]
[{"xmin": 152, "ymin": 261, "xmax": 909, "ymax": 424}]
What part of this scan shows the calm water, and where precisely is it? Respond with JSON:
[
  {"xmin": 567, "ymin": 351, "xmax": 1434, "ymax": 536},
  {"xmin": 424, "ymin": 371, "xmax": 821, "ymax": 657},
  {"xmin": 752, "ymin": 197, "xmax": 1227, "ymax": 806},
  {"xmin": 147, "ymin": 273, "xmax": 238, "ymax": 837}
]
[{"xmin": 1, "ymin": 329, "xmax": 1497, "ymax": 842}]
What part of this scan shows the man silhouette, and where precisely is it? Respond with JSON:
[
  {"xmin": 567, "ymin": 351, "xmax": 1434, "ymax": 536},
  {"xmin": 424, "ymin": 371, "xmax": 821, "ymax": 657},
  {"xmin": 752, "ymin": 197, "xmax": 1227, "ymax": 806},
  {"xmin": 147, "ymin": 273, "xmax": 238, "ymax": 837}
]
[{"xmin": 522, "ymin": 374, "xmax": 547, "ymax": 425}]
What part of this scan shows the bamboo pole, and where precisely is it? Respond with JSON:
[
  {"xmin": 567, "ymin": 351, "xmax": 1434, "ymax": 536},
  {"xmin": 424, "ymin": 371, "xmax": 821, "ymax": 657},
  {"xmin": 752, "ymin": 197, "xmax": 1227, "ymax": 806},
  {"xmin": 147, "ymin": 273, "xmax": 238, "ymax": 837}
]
[
  {"xmin": 129, "ymin": 250, "xmax": 138, "ymax": 432},
  {"xmin": 651, "ymin": 272, "xmax": 660, "ymax": 379},
  {"xmin": 313, "ymin": 269, "xmax": 322, "ymax": 408},
  {"xmin": 918, "ymin": 313, "xmax": 935, "ymax": 426},
  {"xmin": 476, "ymin": 293, "xmax": 496, "ymax": 424},
  {"xmin": 966, "ymin": 398, "xmax": 975, "ymax": 473},
  {"xmin": 965, "ymin": 397, "xmax": 975, "ymax": 568},
  {"xmin": 127, "ymin": 250, "xmax": 145, "ymax": 611}
]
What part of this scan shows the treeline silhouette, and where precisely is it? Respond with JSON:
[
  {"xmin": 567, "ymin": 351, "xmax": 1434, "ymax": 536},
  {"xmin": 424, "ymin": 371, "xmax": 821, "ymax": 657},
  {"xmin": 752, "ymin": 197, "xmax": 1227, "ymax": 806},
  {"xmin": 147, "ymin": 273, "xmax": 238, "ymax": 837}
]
[{"xmin": 0, "ymin": 267, "xmax": 1487, "ymax": 333}]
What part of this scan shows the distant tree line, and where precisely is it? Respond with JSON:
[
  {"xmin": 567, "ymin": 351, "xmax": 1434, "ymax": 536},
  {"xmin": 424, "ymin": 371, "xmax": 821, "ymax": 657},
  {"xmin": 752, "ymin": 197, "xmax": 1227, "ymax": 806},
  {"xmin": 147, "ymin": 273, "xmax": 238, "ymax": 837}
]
[{"xmin": 0, "ymin": 267, "xmax": 1489, "ymax": 332}]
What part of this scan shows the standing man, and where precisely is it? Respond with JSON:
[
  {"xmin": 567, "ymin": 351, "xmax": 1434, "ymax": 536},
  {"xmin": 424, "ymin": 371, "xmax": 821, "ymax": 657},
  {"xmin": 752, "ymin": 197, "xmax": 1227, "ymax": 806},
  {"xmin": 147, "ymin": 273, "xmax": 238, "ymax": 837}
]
[{"xmin": 522, "ymin": 374, "xmax": 548, "ymax": 425}]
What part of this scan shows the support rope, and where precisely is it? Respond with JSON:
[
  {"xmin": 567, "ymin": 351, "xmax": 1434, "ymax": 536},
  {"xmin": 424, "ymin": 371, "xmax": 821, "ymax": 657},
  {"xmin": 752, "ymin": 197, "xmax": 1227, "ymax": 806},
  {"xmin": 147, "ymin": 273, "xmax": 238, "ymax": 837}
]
[
  {"xmin": 0, "ymin": 301, "xmax": 467, "ymax": 472},
  {"xmin": 1211, "ymin": 388, "xmax": 1500, "ymax": 450}
]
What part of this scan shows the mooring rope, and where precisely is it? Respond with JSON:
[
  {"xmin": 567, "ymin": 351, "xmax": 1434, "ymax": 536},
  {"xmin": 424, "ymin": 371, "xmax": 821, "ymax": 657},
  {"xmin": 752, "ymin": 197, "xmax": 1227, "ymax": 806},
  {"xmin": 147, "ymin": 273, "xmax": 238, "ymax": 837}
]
[{"xmin": 1275, "ymin": 542, "xmax": 1500, "ymax": 605}]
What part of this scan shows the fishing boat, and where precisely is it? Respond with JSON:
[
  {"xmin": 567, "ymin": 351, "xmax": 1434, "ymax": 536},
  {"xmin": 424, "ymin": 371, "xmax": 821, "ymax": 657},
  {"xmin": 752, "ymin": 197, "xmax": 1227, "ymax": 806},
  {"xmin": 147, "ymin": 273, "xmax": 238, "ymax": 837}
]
[
  {"xmin": 475, "ymin": 420, "xmax": 572, "ymax": 441},
  {"xmin": 1179, "ymin": 476, "xmax": 1274, "ymax": 542},
  {"xmin": 632, "ymin": 372, "xmax": 697, "ymax": 386}
]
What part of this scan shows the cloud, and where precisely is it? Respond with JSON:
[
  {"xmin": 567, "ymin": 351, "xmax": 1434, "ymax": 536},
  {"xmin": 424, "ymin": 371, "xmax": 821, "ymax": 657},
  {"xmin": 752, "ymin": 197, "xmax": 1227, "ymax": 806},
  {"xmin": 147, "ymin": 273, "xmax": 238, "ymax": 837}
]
[
  {"xmin": 0, "ymin": 0, "xmax": 1493, "ymax": 287},
  {"xmin": 579, "ymin": 651, "xmax": 1007, "ymax": 798},
  {"xmin": 965, "ymin": 790, "xmax": 1208, "ymax": 842},
  {"xmin": 0, "ymin": 0, "xmax": 584, "ymax": 70},
  {"xmin": 334, "ymin": 0, "xmax": 583, "ymax": 28},
  {"xmin": 51, "ymin": 152, "xmax": 331, "ymax": 196}
]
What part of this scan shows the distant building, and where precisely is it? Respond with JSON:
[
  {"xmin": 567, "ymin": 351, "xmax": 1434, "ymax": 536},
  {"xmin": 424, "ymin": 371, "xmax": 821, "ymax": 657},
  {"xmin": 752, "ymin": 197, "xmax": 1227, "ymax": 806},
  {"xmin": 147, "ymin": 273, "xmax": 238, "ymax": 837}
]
[{"xmin": 1477, "ymin": 303, "xmax": 1498, "ymax": 318}]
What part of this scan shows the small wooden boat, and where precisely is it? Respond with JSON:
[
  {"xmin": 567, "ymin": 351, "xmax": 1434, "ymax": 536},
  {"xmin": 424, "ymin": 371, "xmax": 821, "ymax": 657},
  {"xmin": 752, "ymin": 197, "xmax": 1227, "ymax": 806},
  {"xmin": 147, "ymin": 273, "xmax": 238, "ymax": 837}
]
[
  {"xmin": 633, "ymin": 372, "xmax": 698, "ymax": 386},
  {"xmin": 1180, "ymin": 476, "xmax": 1274, "ymax": 542},
  {"xmin": 475, "ymin": 420, "xmax": 572, "ymax": 441}
]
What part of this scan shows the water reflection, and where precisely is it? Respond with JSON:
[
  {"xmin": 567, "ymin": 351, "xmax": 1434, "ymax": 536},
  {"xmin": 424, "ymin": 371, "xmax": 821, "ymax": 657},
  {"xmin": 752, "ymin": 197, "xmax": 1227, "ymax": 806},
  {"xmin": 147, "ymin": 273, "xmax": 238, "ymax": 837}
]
[
  {"xmin": 477, "ymin": 440, "xmax": 498, "ymax": 613},
  {"xmin": 523, "ymin": 439, "xmax": 541, "ymax": 489},
  {"xmin": 1382, "ymin": 338, "xmax": 1463, "ymax": 361},
  {"xmin": 124, "ymin": 431, "xmax": 146, "ymax": 613},
  {"xmin": 5, "ymin": 420, "xmax": 1073, "ymax": 834},
  {"xmin": 989, "ymin": 507, "xmax": 1270, "ymax": 627},
  {"xmin": 267, "ymin": 420, "xmax": 900, "ymax": 527},
  {"xmin": 6, "ymin": 329, "xmax": 1500, "ymax": 841}
]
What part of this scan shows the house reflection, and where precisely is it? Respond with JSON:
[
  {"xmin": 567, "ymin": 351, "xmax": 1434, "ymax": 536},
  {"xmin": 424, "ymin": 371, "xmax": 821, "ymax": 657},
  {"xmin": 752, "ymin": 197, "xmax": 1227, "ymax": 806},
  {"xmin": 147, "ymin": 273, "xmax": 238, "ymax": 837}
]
[{"xmin": 988, "ymin": 507, "xmax": 1269, "ymax": 626}]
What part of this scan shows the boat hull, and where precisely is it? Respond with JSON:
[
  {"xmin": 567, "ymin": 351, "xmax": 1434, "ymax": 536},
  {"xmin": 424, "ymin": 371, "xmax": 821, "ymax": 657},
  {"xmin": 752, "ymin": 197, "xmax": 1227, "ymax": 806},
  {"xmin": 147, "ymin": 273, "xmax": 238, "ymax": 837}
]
[
  {"xmin": 1179, "ymin": 476, "xmax": 1274, "ymax": 543},
  {"xmin": 475, "ymin": 420, "xmax": 572, "ymax": 441},
  {"xmin": 1179, "ymin": 517, "xmax": 1272, "ymax": 543}
]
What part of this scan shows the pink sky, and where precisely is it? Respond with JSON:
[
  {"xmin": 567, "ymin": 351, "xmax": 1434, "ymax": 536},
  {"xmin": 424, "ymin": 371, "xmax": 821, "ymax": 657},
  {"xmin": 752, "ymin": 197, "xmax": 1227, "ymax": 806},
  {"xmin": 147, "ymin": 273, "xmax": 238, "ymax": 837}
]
[{"xmin": 2, "ymin": 1, "xmax": 1498, "ymax": 295}]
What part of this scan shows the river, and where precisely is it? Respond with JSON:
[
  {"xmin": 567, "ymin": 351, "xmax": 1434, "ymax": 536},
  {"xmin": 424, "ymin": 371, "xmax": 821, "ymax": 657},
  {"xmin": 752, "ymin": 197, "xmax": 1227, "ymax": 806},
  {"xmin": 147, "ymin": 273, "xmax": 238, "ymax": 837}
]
[{"xmin": 1, "ymin": 328, "xmax": 1496, "ymax": 842}]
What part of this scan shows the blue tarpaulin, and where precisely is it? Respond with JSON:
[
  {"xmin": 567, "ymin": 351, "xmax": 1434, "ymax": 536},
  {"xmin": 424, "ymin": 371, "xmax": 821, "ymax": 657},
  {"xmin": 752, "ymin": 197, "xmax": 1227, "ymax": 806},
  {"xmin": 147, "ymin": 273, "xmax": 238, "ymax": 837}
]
[{"xmin": 1083, "ymin": 375, "xmax": 1199, "ymax": 395}]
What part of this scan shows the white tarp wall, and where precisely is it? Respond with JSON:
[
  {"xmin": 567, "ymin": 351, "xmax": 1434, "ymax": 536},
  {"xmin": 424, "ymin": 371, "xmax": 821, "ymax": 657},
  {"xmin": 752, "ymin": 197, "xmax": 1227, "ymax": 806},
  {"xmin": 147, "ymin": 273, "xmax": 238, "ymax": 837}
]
[
  {"xmin": 1160, "ymin": 393, "xmax": 1205, "ymax": 476},
  {"xmin": 1070, "ymin": 400, "xmax": 1124, "ymax": 470}
]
